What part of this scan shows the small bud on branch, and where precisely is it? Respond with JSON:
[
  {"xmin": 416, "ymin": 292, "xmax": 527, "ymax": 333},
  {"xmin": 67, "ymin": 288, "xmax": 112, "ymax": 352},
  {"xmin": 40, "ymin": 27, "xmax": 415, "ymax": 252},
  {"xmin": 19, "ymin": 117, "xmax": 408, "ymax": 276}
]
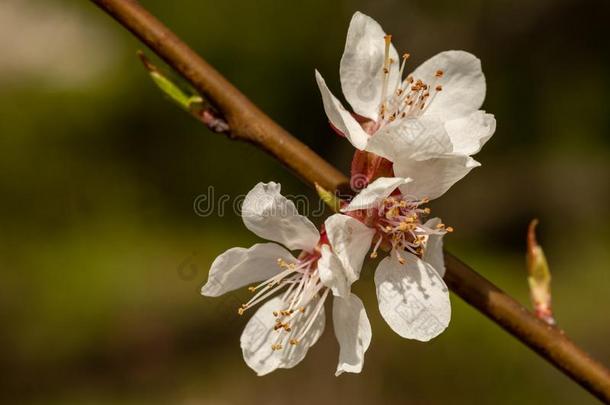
[
  {"xmin": 315, "ymin": 183, "xmax": 342, "ymax": 213},
  {"xmin": 526, "ymin": 219, "xmax": 555, "ymax": 325},
  {"xmin": 137, "ymin": 51, "xmax": 229, "ymax": 133}
]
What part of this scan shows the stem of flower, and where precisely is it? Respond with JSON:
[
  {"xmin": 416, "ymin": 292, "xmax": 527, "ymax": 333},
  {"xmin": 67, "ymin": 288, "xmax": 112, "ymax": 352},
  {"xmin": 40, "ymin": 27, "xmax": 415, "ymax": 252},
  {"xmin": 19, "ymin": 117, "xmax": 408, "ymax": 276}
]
[{"xmin": 90, "ymin": 0, "xmax": 610, "ymax": 401}]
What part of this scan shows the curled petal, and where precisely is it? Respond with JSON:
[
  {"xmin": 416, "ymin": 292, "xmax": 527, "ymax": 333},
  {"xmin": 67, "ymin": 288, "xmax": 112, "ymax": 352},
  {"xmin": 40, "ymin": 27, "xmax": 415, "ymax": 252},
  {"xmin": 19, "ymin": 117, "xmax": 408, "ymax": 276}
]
[
  {"xmin": 325, "ymin": 214, "xmax": 376, "ymax": 283},
  {"xmin": 315, "ymin": 70, "xmax": 370, "ymax": 150},
  {"xmin": 374, "ymin": 252, "xmax": 450, "ymax": 341},
  {"xmin": 242, "ymin": 182, "xmax": 320, "ymax": 251},
  {"xmin": 318, "ymin": 245, "xmax": 350, "ymax": 298},
  {"xmin": 201, "ymin": 243, "xmax": 295, "ymax": 297},
  {"xmin": 333, "ymin": 294, "xmax": 372, "ymax": 376}
]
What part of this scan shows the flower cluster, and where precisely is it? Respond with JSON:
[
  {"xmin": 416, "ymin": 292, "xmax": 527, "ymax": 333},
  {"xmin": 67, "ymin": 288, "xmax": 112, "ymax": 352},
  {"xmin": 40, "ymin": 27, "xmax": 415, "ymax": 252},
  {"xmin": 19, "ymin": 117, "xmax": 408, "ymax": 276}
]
[{"xmin": 201, "ymin": 11, "xmax": 495, "ymax": 375}]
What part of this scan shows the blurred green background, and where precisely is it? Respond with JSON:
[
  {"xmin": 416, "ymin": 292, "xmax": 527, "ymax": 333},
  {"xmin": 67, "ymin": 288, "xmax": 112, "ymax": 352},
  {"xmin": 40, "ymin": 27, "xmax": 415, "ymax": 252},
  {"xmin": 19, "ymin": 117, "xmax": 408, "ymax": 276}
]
[{"xmin": 1, "ymin": 0, "xmax": 609, "ymax": 403}]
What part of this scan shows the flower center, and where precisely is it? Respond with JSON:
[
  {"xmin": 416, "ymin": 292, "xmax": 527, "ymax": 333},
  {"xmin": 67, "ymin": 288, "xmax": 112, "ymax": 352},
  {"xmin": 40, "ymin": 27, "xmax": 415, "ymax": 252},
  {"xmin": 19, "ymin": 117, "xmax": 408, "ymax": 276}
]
[
  {"xmin": 369, "ymin": 195, "xmax": 452, "ymax": 263},
  {"xmin": 239, "ymin": 253, "xmax": 329, "ymax": 351},
  {"xmin": 378, "ymin": 35, "xmax": 444, "ymax": 129}
]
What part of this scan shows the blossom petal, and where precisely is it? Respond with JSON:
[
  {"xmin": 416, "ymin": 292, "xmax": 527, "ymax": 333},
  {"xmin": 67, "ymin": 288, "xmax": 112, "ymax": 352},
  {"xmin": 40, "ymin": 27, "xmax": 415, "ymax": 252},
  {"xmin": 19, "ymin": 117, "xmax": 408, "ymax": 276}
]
[
  {"xmin": 445, "ymin": 110, "xmax": 496, "ymax": 155},
  {"xmin": 241, "ymin": 295, "xmax": 326, "ymax": 376},
  {"xmin": 242, "ymin": 182, "xmax": 320, "ymax": 252},
  {"xmin": 374, "ymin": 252, "xmax": 450, "ymax": 341},
  {"xmin": 422, "ymin": 218, "xmax": 446, "ymax": 278},
  {"xmin": 333, "ymin": 294, "xmax": 372, "ymax": 376},
  {"xmin": 343, "ymin": 177, "xmax": 411, "ymax": 211},
  {"xmin": 318, "ymin": 245, "xmax": 350, "ymax": 298},
  {"xmin": 325, "ymin": 214, "xmax": 376, "ymax": 283},
  {"xmin": 340, "ymin": 11, "xmax": 399, "ymax": 121},
  {"xmin": 315, "ymin": 70, "xmax": 370, "ymax": 150},
  {"xmin": 394, "ymin": 155, "xmax": 480, "ymax": 200},
  {"xmin": 411, "ymin": 50, "xmax": 486, "ymax": 121},
  {"xmin": 365, "ymin": 117, "xmax": 452, "ymax": 161},
  {"xmin": 201, "ymin": 243, "xmax": 296, "ymax": 297}
]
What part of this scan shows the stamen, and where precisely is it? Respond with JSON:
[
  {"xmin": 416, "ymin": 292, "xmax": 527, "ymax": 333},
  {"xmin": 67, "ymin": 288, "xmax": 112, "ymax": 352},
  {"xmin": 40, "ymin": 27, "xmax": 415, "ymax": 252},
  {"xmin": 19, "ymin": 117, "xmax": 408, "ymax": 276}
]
[
  {"xmin": 380, "ymin": 34, "xmax": 393, "ymax": 116},
  {"xmin": 370, "ymin": 235, "xmax": 383, "ymax": 258}
]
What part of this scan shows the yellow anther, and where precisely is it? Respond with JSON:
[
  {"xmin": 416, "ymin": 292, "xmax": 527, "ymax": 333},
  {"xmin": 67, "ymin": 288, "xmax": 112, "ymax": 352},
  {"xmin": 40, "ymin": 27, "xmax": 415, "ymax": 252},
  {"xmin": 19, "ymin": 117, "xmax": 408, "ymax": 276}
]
[
  {"xmin": 370, "ymin": 251, "xmax": 378, "ymax": 258},
  {"xmin": 446, "ymin": 226, "xmax": 454, "ymax": 233},
  {"xmin": 248, "ymin": 286, "xmax": 256, "ymax": 292},
  {"xmin": 423, "ymin": 207, "xmax": 431, "ymax": 214},
  {"xmin": 403, "ymin": 52, "xmax": 411, "ymax": 60},
  {"xmin": 238, "ymin": 307, "xmax": 245, "ymax": 315},
  {"xmin": 289, "ymin": 339, "xmax": 299, "ymax": 345}
]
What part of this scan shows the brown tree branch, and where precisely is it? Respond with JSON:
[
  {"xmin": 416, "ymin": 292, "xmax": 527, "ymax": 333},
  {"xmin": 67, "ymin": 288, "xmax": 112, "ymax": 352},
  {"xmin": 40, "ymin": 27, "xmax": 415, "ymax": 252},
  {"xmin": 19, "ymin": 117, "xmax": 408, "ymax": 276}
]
[{"xmin": 90, "ymin": 0, "xmax": 610, "ymax": 401}]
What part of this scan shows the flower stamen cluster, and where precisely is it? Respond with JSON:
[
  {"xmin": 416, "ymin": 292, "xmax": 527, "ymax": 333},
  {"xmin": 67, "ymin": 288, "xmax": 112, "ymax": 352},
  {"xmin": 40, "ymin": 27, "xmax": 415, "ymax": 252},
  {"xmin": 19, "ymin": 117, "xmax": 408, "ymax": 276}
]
[
  {"xmin": 368, "ymin": 195, "xmax": 452, "ymax": 263},
  {"xmin": 378, "ymin": 35, "xmax": 444, "ymax": 128},
  {"xmin": 238, "ymin": 254, "xmax": 330, "ymax": 351}
]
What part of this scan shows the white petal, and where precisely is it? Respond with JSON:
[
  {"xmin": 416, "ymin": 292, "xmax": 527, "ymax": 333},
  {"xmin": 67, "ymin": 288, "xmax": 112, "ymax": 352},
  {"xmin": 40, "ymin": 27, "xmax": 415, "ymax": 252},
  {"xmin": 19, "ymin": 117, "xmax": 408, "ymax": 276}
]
[
  {"xmin": 394, "ymin": 154, "xmax": 480, "ymax": 200},
  {"xmin": 315, "ymin": 70, "xmax": 370, "ymax": 150},
  {"xmin": 241, "ymin": 295, "xmax": 326, "ymax": 376},
  {"xmin": 201, "ymin": 243, "xmax": 295, "ymax": 297},
  {"xmin": 374, "ymin": 252, "xmax": 450, "ymax": 341},
  {"xmin": 324, "ymin": 214, "xmax": 375, "ymax": 283},
  {"xmin": 422, "ymin": 218, "xmax": 446, "ymax": 278},
  {"xmin": 445, "ymin": 110, "xmax": 496, "ymax": 155},
  {"xmin": 242, "ymin": 182, "xmax": 320, "ymax": 251},
  {"xmin": 340, "ymin": 11, "xmax": 399, "ymax": 121},
  {"xmin": 318, "ymin": 245, "xmax": 350, "ymax": 298},
  {"xmin": 343, "ymin": 177, "xmax": 411, "ymax": 211},
  {"xmin": 333, "ymin": 294, "xmax": 372, "ymax": 376},
  {"xmin": 365, "ymin": 117, "xmax": 452, "ymax": 161},
  {"xmin": 411, "ymin": 50, "xmax": 486, "ymax": 121}
]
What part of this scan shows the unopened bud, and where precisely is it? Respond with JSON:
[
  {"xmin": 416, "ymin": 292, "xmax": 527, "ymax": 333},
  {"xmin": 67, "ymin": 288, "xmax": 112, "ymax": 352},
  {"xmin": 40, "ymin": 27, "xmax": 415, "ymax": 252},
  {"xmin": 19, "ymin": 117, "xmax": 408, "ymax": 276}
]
[
  {"xmin": 315, "ymin": 183, "xmax": 342, "ymax": 213},
  {"xmin": 526, "ymin": 219, "xmax": 555, "ymax": 325}
]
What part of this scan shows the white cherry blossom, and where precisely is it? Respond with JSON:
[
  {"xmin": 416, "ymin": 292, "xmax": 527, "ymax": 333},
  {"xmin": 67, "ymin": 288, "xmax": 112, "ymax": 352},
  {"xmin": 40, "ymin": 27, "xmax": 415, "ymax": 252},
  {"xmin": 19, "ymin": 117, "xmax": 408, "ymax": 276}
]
[
  {"xmin": 316, "ymin": 11, "xmax": 495, "ymax": 199},
  {"xmin": 331, "ymin": 176, "xmax": 452, "ymax": 341},
  {"xmin": 201, "ymin": 182, "xmax": 373, "ymax": 376}
]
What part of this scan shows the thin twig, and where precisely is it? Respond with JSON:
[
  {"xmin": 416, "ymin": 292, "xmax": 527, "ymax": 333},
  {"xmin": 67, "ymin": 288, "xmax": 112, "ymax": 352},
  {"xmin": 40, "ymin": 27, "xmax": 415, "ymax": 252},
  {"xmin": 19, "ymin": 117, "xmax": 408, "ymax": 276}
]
[{"xmin": 90, "ymin": 0, "xmax": 610, "ymax": 401}]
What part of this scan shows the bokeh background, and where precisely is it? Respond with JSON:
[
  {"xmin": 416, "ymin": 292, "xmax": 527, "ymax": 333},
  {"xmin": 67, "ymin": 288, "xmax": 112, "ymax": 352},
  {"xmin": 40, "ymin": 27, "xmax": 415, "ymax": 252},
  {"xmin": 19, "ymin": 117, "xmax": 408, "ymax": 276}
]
[{"xmin": 1, "ymin": 0, "xmax": 609, "ymax": 403}]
